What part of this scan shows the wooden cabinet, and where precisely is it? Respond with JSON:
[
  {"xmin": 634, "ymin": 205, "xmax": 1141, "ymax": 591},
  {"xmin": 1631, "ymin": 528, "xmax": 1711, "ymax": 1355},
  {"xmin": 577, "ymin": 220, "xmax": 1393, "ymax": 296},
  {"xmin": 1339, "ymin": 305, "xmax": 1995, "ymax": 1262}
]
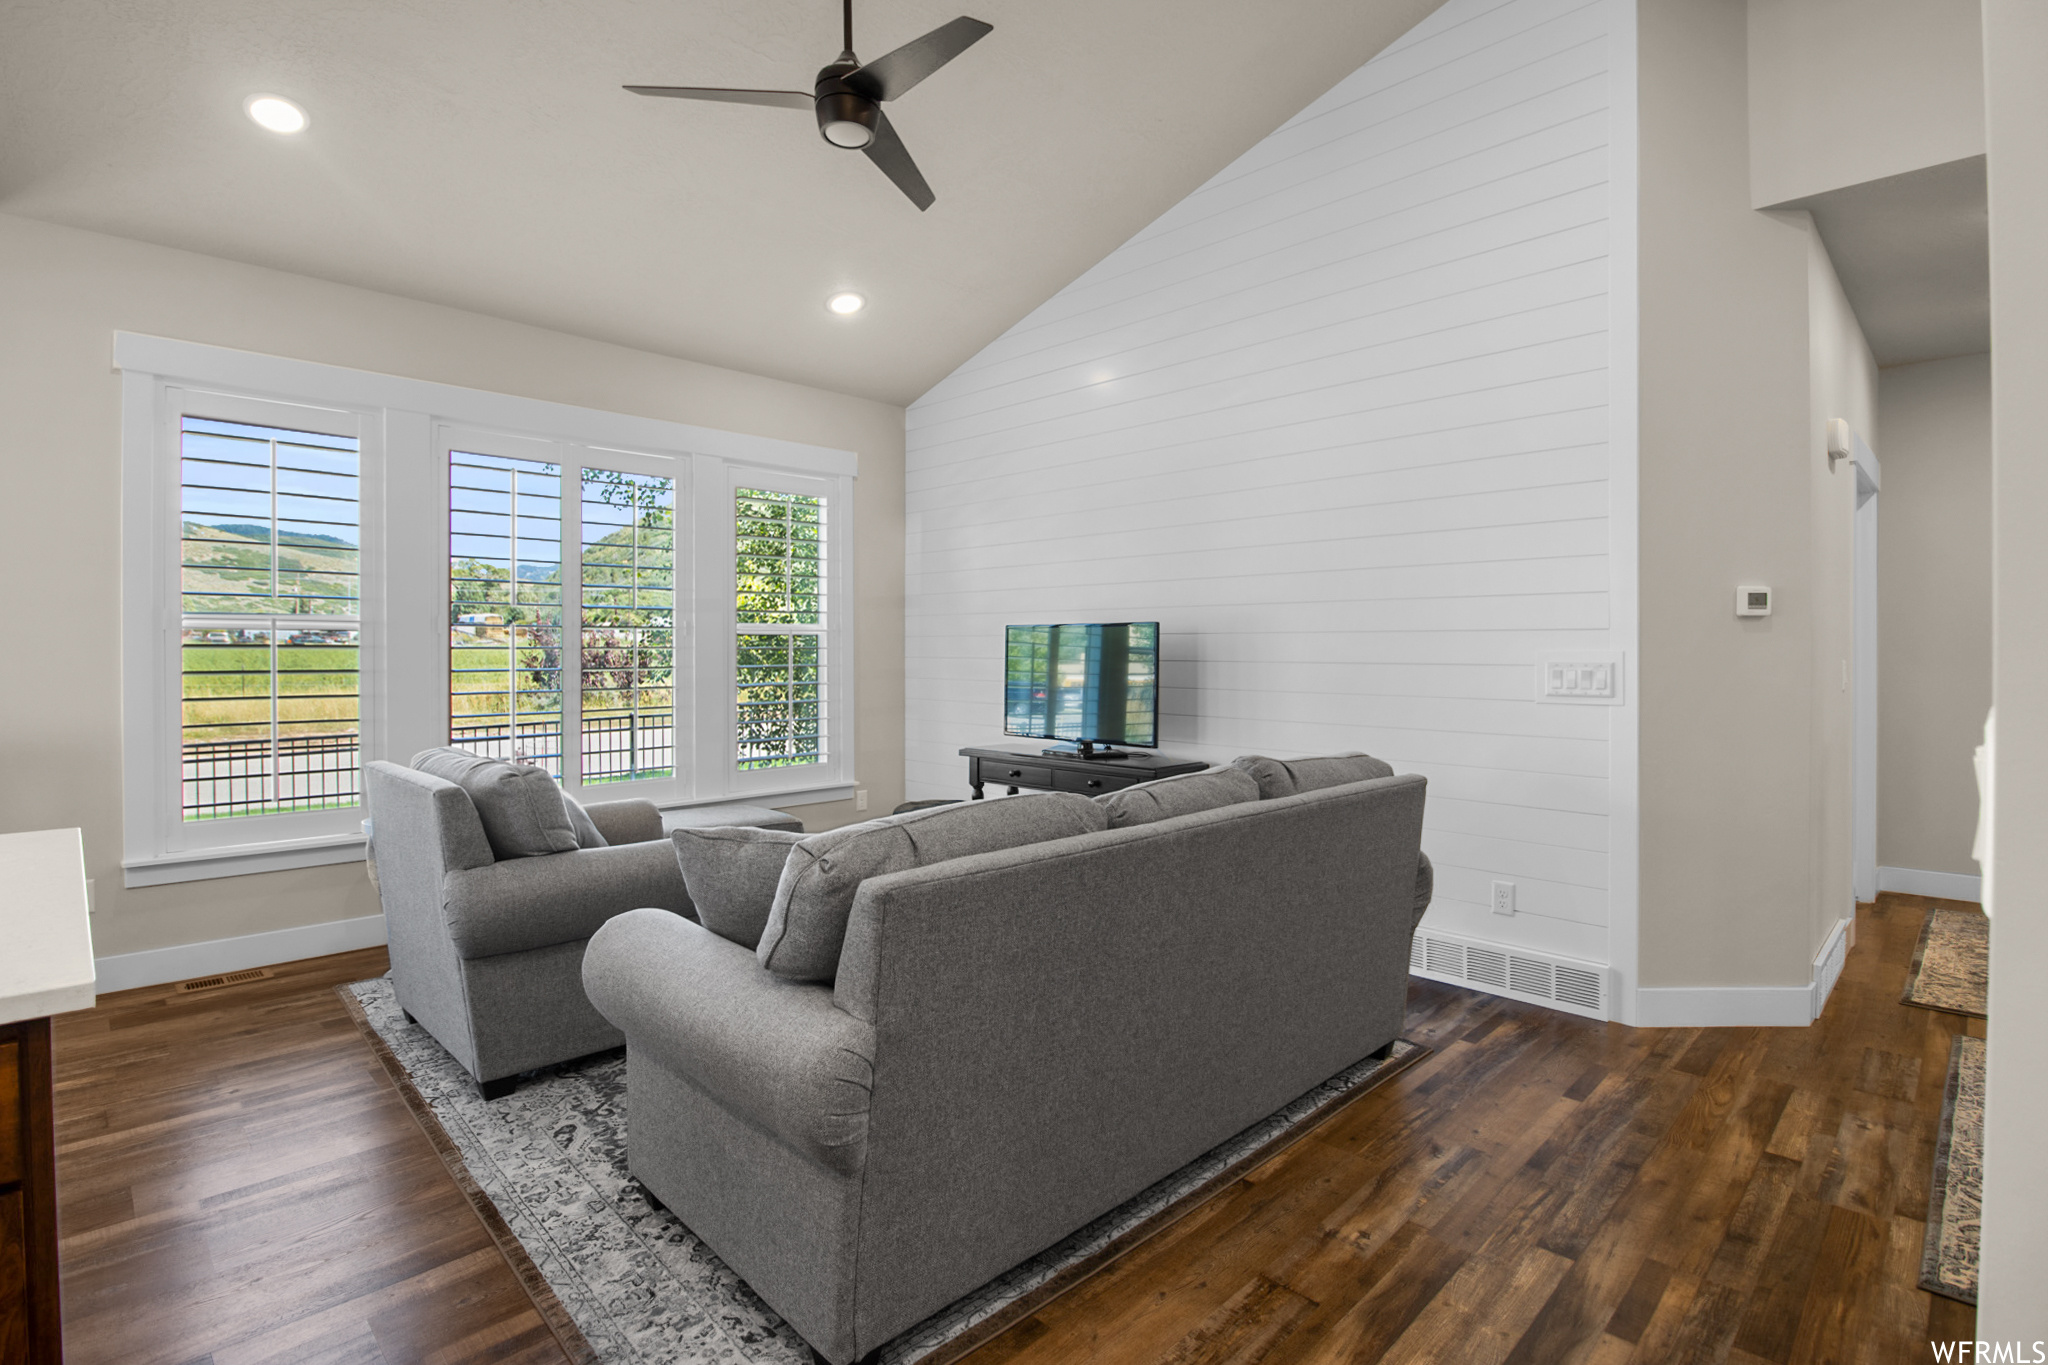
[
  {"xmin": 0, "ymin": 827, "xmax": 96, "ymax": 1365},
  {"xmin": 960, "ymin": 746, "xmax": 1208, "ymax": 800},
  {"xmin": 0, "ymin": 1017, "xmax": 59, "ymax": 1363}
]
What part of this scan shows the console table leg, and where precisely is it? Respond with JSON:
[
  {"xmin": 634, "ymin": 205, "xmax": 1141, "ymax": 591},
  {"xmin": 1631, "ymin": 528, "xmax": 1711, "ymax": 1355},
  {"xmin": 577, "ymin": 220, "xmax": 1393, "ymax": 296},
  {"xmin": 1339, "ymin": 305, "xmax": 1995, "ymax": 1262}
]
[{"xmin": 970, "ymin": 782, "xmax": 984, "ymax": 800}]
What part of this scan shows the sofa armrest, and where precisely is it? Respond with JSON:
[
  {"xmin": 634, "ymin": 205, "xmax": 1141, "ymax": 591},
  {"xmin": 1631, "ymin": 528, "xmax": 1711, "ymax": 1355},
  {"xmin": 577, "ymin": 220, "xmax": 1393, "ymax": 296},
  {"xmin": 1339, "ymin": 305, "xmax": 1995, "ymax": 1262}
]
[
  {"xmin": 584, "ymin": 908, "xmax": 875, "ymax": 1174},
  {"xmin": 585, "ymin": 798, "xmax": 664, "ymax": 845},
  {"xmin": 442, "ymin": 838, "xmax": 693, "ymax": 958},
  {"xmin": 1414, "ymin": 851, "xmax": 1434, "ymax": 928}
]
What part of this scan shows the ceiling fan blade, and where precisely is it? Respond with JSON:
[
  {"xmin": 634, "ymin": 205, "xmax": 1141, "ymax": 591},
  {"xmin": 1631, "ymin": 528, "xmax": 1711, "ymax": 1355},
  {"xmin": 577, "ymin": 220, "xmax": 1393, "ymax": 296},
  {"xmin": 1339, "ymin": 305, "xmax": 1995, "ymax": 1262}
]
[
  {"xmin": 862, "ymin": 110, "xmax": 935, "ymax": 210},
  {"xmin": 846, "ymin": 16, "xmax": 992, "ymax": 101},
  {"xmin": 623, "ymin": 86, "xmax": 812, "ymax": 110}
]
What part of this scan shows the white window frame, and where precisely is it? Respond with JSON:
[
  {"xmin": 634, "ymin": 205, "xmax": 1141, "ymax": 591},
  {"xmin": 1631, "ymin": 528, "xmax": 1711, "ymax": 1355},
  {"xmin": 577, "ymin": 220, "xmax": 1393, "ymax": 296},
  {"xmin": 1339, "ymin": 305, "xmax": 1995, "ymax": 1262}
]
[
  {"xmin": 724, "ymin": 465, "xmax": 849, "ymax": 797},
  {"xmin": 119, "ymin": 334, "xmax": 857, "ymax": 887}
]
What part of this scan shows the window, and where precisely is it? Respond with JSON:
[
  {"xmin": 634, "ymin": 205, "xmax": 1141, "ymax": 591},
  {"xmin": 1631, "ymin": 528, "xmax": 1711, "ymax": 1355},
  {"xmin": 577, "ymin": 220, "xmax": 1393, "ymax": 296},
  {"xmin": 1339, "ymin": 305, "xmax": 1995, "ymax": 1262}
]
[
  {"xmin": 120, "ymin": 335, "xmax": 855, "ymax": 886},
  {"xmin": 735, "ymin": 486, "xmax": 827, "ymax": 771},
  {"xmin": 448, "ymin": 449, "xmax": 565, "ymax": 772},
  {"xmin": 581, "ymin": 469, "xmax": 676, "ymax": 783},
  {"xmin": 179, "ymin": 416, "xmax": 362, "ymax": 820},
  {"xmin": 444, "ymin": 440, "xmax": 683, "ymax": 794}
]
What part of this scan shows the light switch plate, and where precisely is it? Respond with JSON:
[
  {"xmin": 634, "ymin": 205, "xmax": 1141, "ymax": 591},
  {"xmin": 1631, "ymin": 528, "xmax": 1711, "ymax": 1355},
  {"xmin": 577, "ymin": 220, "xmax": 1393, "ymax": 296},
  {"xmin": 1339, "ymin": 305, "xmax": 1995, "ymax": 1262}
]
[{"xmin": 1536, "ymin": 651, "xmax": 1623, "ymax": 705}]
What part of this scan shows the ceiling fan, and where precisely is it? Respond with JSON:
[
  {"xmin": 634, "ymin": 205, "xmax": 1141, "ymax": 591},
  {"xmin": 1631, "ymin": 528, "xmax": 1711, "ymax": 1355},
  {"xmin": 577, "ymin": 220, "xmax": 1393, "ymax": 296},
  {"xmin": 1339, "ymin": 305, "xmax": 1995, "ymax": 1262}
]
[{"xmin": 625, "ymin": 0, "xmax": 993, "ymax": 211}]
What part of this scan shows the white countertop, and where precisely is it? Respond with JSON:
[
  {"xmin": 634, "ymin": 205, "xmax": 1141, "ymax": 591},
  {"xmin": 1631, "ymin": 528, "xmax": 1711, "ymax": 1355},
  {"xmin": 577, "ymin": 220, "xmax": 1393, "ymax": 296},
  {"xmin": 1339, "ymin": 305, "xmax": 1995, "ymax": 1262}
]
[{"xmin": 0, "ymin": 827, "xmax": 97, "ymax": 1024}]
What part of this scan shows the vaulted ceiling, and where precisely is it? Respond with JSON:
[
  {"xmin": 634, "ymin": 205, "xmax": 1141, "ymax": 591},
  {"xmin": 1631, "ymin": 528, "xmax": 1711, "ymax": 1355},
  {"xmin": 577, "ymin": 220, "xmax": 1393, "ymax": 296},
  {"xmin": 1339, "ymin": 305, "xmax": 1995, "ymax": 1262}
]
[{"xmin": 0, "ymin": 0, "xmax": 1443, "ymax": 404}]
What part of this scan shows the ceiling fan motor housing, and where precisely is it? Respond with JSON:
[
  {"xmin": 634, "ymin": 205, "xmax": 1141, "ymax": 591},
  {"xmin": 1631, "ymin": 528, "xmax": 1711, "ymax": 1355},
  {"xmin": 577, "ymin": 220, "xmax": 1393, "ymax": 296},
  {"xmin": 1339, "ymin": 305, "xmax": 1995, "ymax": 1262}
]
[{"xmin": 814, "ymin": 64, "xmax": 878, "ymax": 148}]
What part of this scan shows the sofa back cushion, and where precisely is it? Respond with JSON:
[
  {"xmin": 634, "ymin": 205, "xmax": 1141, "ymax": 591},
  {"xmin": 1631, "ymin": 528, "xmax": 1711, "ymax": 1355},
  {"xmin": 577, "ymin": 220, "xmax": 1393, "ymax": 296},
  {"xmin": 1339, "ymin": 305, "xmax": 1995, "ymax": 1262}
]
[
  {"xmin": 672, "ymin": 826, "xmax": 805, "ymax": 948},
  {"xmin": 1230, "ymin": 752, "xmax": 1394, "ymax": 800},
  {"xmin": 411, "ymin": 748, "xmax": 581, "ymax": 860},
  {"xmin": 1093, "ymin": 767, "xmax": 1259, "ymax": 828},
  {"xmin": 758, "ymin": 792, "xmax": 1108, "ymax": 980}
]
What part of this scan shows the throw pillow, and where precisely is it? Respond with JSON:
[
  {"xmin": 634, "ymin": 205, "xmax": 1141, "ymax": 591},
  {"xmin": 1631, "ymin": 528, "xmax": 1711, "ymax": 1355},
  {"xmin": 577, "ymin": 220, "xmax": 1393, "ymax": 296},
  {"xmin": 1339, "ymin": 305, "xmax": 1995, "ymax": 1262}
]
[
  {"xmin": 757, "ymin": 792, "xmax": 1109, "ymax": 981},
  {"xmin": 411, "ymin": 747, "xmax": 580, "ymax": 860},
  {"xmin": 673, "ymin": 826, "xmax": 806, "ymax": 948},
  {"xmin": 1093, "ymin": 767, "xmax": 1259, "ymax": 828},
  {"xmin": 1230, "ymin": 752, "xmax": 1395, "ymax": 799},
  {"xmin": 562, "ymin": 792, "xmax": 609, "ymax": 849}
]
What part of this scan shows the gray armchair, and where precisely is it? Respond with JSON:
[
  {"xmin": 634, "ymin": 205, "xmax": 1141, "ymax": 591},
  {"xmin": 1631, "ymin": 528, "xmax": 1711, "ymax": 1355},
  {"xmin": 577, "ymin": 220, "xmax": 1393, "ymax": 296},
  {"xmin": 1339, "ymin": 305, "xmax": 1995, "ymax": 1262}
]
[{"xmin": 365, "ymin": 760, "xmax": 695, "ymax": 1098}]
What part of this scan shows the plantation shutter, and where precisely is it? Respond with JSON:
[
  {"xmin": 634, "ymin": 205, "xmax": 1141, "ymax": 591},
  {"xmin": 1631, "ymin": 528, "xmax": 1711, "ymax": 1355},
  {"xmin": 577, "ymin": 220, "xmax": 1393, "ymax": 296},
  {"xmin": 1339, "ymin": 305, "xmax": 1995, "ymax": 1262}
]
[
  {"xmin": 734, "ymin": 487, "xmax": 827, "ymax": 770},
  {"xmin": 178, "ymin": 415, "xmax": 362, "ymax": 820}
]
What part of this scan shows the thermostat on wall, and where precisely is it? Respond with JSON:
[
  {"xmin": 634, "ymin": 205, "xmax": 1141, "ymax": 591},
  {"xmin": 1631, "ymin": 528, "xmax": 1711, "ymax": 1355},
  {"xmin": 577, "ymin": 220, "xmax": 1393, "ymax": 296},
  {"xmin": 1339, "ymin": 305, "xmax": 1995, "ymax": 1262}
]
[{"xmin": 1736, "ymin": 585, "xmax": 1772, "ymax": 617}]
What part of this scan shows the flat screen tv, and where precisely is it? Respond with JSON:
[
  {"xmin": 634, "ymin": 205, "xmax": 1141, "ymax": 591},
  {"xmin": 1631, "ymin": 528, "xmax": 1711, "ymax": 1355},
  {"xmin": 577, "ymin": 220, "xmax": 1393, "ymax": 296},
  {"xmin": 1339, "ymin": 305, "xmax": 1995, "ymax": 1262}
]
[{"xmin": 1004, "ymin": 621, "xmax": 1159, "ymax": 757}]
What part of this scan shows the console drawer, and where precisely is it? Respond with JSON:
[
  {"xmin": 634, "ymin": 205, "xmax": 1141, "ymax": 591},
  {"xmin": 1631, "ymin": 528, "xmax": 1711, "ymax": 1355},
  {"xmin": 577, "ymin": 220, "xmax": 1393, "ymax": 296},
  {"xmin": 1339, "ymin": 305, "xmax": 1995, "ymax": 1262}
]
[
  {"xmin": 981, "ymin": 760, "xmax": 1051, "ymax": 788},
  {"xmin": 1052, "ymin": 767, "xmax": 1144, "ymax": 795}
]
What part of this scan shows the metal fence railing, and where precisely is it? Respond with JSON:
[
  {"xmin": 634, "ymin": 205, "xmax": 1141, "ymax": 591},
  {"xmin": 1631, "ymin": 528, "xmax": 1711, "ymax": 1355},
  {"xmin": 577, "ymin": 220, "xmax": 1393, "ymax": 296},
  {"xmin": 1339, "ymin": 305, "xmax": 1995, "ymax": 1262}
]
[{"xmin": 181, "ymin": 733, "xmax": 362, "ymax": 820}]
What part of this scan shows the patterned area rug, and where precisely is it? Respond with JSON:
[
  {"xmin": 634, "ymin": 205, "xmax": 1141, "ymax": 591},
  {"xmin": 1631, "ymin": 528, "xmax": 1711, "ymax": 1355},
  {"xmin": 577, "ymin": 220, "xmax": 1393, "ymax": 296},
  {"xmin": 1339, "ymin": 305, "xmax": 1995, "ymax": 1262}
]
[
  {"xmin": 1902, "ymin": 907, "xmax": 1989, "ymax": 1017},
  {"xmin": 340, "ymin": 977, "xmax": 1427, "ymax": 1365},
  {"xmin": 1921, "ymin": 1034, "xmax": 1985, "ymax": 1303}
]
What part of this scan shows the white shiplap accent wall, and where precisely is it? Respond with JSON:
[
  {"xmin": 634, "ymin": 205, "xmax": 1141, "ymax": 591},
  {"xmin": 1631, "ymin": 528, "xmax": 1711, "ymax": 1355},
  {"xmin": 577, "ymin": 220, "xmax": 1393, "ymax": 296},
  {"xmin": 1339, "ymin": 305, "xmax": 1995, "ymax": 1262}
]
[{"xmin": 904, "ymin": 0, "xmax": 1639, "ymax": 1005}]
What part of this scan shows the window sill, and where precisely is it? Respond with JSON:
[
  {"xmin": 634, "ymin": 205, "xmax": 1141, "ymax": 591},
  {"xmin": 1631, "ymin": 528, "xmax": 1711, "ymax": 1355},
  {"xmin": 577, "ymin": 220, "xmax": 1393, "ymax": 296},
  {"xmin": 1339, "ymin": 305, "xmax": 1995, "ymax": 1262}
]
[
  {"xmin": 123, "ymin": 833, "xmax": 367, "ymax": 888},
  {"xmin": 122, "ymin": 781, "xmax": 856, "ymax": 888},
  {"xmin": 664, "ymin": 780, "xmax": 858, "ymax": 813}
]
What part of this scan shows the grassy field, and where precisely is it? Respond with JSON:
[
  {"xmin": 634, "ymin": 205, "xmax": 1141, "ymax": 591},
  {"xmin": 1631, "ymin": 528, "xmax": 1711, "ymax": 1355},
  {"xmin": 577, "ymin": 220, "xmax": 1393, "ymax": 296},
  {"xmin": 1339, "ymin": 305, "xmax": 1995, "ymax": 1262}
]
[{"xmin": 181, "ymin": 642, "xmax": 359, "ymax": 740}]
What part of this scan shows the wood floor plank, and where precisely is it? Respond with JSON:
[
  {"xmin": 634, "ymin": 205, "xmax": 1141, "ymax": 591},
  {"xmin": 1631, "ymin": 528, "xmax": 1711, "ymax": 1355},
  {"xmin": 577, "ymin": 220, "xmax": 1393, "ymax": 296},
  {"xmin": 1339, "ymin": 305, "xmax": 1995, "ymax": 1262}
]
[{"xmin": 54, "ymin": 899, "xmax": 1974, "ymax": 1364}]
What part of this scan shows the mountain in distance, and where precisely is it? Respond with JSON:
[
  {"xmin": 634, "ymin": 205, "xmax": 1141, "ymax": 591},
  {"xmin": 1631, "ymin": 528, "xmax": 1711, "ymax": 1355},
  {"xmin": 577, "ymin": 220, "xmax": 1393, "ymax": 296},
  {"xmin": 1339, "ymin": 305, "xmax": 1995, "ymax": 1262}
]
[{"xmin": 189, "ymin": 520, "xmax": 357, "ymax": 549}]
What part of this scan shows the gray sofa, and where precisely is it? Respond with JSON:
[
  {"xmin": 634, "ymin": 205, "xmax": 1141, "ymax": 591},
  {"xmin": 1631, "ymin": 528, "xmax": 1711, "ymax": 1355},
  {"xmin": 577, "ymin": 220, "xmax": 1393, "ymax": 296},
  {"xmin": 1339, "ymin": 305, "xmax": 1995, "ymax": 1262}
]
[{"xmin": 584, "ymin": 770, "xmax": 1428, "ymax": 1363}]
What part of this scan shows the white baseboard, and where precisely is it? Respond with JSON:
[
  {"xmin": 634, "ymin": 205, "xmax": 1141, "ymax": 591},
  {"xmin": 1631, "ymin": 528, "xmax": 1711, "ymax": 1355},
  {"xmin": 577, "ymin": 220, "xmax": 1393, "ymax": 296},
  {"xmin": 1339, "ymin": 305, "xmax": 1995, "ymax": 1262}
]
[
  {"xmin": 1636, "ymin": 912, "xmax": 1856, "ymax": 1028},
  {"xmin": 1877, "ymin": 866, "xmax": 1983, "ymax": 902},
  {"xmin": 1634, "ymin": 985, "xmax": 1818, "ymax": 1028},
  {"xmin": 92, "ymin": 914, "xmax": 387, "ymax": 994}
]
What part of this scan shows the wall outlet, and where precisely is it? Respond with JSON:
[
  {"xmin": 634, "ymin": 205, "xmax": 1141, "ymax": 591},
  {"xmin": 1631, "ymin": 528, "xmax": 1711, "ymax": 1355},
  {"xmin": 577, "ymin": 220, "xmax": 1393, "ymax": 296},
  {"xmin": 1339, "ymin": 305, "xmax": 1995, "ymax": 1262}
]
[
  {"xmin": 1491, "ymin": 880, "xmax": 1516, "ymax": 916},
  {"xmin": 856, "ymin": 790, "xmax": 869, "ymax": 812}
]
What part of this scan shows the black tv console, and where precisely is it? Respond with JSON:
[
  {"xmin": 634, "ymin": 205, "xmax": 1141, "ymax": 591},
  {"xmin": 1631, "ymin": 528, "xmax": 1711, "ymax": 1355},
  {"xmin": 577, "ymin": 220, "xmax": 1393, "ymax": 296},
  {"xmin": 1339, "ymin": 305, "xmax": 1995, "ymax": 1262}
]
[{"xmin": 960, "ymin": 746, "xmax": 1208, "ymax": 800}]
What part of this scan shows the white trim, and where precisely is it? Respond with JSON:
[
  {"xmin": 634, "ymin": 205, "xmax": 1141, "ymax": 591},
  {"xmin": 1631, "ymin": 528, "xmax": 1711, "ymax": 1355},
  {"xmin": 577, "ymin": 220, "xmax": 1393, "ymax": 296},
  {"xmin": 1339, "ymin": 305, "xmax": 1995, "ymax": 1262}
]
[
  {"xmin": 92, "ymin": 914, "xmax": 387, "ymax": 993},
  {"xmin": 1604, "ymin": 0, "xmax": 1644, "ymax": 1027},
  {"xmin": 1634, "ymin": 984, "xmax": 1818, "ymax": 1028},
  {"xmin": 1878, "ymin": 865, "xmax": 1984, "ymax": 902},
  {"xmin": 122, "ymin": 834, "xmax": 367, "ymax": 887},
  {"xmin": 113, "ymin": 333, "xmax": 857, "ymax": 477},
  {"xmin": 661, "ymin": 780, "xmax": 856, "ymax": 812},
  {"xmin": 1636, "ymin": 912, "xmax": 1856, "ymax": 1027}
]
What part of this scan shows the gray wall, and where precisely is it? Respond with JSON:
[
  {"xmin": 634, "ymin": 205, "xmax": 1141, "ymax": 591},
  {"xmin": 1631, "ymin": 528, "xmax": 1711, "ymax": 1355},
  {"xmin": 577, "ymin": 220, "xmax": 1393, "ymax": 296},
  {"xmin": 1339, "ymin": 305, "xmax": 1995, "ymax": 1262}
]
[
  {"xmin": 0, "ymin": 211, "xmax": 906, "ymax": 961},
  {"xmin": 1638, "ymin": 0, "xmax": 1869, "ymax": 995},
  {"xmin": 1875, "ymin": 353, "xmax": 1992, "ymax": 880},
  {"xmin": 1978, "ymin": 0, "xmax": 2048, "ymax": 1327},
  {"xmin": 1746, "ymin": 0, "xmax": 1986, "ymax": 207}
]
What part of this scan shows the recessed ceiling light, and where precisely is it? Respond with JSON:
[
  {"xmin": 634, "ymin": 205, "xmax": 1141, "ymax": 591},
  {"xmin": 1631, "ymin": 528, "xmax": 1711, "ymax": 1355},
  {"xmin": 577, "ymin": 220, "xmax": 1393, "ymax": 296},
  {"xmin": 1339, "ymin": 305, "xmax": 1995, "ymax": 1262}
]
[
  {"xmin": 244, "ymin": 94, "xmax": 308, "ymax": 135},
  {"xmin": 826, "ymin": 292, "xmax": 866, "ymax": 316}
]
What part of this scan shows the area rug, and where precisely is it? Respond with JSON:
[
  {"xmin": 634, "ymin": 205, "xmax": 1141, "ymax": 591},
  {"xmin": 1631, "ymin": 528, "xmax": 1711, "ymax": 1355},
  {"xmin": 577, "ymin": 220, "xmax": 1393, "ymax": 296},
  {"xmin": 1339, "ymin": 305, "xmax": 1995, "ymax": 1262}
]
[
  {"xmin": 340, "ymin": 977, "xmax": 1427, "ymax": 1365},
  {"xmin": 1921, "ymin": 1034, "xmax": 1985, "ymax": 1304},
  {"xmin": 1902, "ymin": 907, "xmax": 1989, "ymax": 1017}
]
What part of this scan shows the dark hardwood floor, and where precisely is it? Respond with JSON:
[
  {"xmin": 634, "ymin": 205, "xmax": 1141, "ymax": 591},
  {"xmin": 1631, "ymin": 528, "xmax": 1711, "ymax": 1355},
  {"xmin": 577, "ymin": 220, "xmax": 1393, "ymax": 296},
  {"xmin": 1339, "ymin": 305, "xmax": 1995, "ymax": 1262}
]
[{"xmin": 52, "ymin": 894, "xmax": 1979, "ymax": 1363}]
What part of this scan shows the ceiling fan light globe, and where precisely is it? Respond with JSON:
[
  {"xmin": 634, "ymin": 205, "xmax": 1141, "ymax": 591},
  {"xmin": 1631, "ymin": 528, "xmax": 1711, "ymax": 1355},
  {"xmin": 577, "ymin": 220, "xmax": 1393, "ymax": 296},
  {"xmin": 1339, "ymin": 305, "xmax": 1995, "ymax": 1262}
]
[{"xmin": 814, "ymin": 90, "xmax": 878, "ymax": 149}]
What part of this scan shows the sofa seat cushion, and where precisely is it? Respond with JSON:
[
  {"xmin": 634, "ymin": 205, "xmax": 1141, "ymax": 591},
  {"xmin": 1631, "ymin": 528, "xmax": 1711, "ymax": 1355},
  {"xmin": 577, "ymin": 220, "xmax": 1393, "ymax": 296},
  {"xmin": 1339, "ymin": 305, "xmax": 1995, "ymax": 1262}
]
[
  {"xmin": 442, "ymin": 838, "xmax": 695, "ymax": 958},
  {"xmin": 1231, "ymin": 752, "xmax": 1395, "ymax": 799},
  {"xmin": 413, "ymin": 747, "xmax": 581, "ymax": 859},
  {"xmin": 1093, "ymin": 766, "xmax": 1259, "ymax": 828},
  {"xmin": 758, "ymin": 792, "xmax": 1108, "ymax": 981},
  {"xmin": 673, "ymin": 826, "xmax": 806, "ymax": 949}
]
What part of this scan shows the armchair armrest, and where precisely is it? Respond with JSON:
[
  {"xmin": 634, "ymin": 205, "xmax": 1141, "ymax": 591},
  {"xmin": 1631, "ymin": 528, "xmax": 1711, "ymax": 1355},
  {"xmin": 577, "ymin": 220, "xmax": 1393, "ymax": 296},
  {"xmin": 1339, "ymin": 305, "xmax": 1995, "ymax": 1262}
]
[
  {"xmin": 442, "ymin": 838, "xmax": 693, "ymax": 958},
  {"xmin": 584, "ymin": 908, "xmax": 875, "ymax": 1174},
  {"xmin": 585, "ymin": 798, "xmax": 664, "ymax": 845}
]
